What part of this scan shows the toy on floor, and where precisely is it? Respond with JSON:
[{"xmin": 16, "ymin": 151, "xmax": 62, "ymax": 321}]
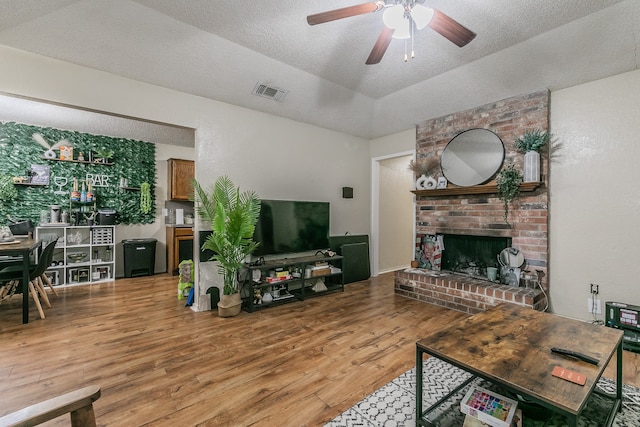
[{"xmin": 177, "ymin": 259, "xmax": 194, "ymax": 300}]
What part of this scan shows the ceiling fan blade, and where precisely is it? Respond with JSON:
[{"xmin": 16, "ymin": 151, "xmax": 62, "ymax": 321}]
[
  {"xmin": 428, "ymin": 9, "xmax": 476, "ymax": 47},
  {"xmin": 366, "ymin": 26, "xmax": 394, "ymax": 65},
  {"xmin": 307, "ymin": 2, "xmax": 382, "ymax": 26}
]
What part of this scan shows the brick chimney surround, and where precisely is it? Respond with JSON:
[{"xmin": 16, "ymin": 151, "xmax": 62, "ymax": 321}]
[{"xmin": 394, "ymin": 90, "xmax": 549, "ymax": 314}]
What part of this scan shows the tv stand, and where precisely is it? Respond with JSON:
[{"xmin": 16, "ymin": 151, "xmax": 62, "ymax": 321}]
[{"xmin": 242, "ymin": 254, "xmax": 343, "ymax": 312}]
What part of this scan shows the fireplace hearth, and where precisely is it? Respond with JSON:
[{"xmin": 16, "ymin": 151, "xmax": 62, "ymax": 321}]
[{"xmin": 440, "ymin": 234, "xmax": 511, "ymax": 279}]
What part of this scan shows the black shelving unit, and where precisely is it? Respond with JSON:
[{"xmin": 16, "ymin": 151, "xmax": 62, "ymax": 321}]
[{"xmin": 241, "ymin": 254, "xmax": 343, "ymax": 312}]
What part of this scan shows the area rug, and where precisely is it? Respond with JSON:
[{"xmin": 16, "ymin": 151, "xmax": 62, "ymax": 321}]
[{"xmin": 325, "ymin": 357, "xmax": 640, "ymax": 427}]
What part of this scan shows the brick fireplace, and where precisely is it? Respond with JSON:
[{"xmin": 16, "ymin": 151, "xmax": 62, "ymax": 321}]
[{"xmin": 394, "ymin": 90, "xmax": 549, "ymax": 313}]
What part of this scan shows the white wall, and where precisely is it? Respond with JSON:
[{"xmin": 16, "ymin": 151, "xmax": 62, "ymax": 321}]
[
  {"xmin": 370, "ymin": 128, "xmax": 416, "ymax": 158},
  {"xmin": 549, "ymin": 69, "xmax": 640, "ymax": 321},
  {"xmin": 0, "ymin": 45, "xmax": 371, "ymax": 309}
]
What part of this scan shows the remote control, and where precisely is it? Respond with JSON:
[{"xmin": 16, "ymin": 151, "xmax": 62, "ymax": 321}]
[{"xmin": 550, "ymin": 347, "xmax": 599, "ymax": 365}]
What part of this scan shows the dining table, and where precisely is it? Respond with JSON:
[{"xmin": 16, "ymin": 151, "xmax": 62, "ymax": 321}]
[{"xmin": 0, "ymin": 237, "xmax": 42, "ymax": 324}]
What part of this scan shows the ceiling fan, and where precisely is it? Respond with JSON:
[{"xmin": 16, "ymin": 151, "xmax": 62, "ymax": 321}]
[{"xmin": 307, "ymin": 1, "xmax": 476, "ymax": 64}]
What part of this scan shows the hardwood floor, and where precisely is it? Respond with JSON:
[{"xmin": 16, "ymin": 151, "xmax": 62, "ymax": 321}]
[{"xmin": 0, "ymin": 273, "xmax": 638, "ymax": 426}]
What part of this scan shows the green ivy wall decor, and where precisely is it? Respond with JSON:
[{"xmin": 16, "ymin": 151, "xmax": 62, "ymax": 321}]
[
  {"xmin": 496, "ymin": 163, "xmax": 523, "ymax": 224},
  {"xmin": 140, "ymin": 182, "xmax": 152, "ymax": 214},
  {"xmin": 0, "ymin": 121, "xmax": 156, "ymax": 225},
  {"xmin": 0, "ymin": 174, "xmax": 18, "ymax": 204}
]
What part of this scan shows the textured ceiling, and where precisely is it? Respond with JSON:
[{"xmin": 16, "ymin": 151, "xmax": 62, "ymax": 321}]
[{"xmin": 0, "ymin": 0, "xmax": 638, "ymax": 139}]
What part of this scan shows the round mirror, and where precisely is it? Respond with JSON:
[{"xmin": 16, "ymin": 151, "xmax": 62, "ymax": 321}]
[{"xmin": 440, "ymin": 129, "xmax": 505, "ymax": 186}]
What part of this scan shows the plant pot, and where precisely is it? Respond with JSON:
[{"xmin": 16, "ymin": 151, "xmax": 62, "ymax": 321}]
[
  {"xmin": 523, "ymin": 151, "xmax": 540, "ymax": 182},
  {"xmin": 217, "ymin": 293, "xmax": 242, "ymax": 317}
]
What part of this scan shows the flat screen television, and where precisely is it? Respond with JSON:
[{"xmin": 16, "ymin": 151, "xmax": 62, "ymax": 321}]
[{"xmin": 252, "ymin": 199, "xmax": 330, "ymax": 256}]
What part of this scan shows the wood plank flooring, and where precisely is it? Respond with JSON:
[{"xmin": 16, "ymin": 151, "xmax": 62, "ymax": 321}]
[{"xmin": 0, "ymin": 273, "xmax": 638, "ymax": 426}]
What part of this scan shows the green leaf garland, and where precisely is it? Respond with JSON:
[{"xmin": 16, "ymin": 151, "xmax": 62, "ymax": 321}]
[{"xmin": 140, "ymin": 182, "xmax": 151, "ymax": 213}]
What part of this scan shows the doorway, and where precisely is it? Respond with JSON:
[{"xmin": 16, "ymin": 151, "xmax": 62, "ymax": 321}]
[{"xmin": 371, "ymin": 151, "xmax": 414, "ymax": 275}]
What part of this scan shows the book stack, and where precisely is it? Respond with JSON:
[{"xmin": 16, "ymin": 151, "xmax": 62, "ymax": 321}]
[
  {"xmin": 310, "ymin": 261, "xmax": 331, "ymax": 277},
  {"xmin": 267, "ymin": 268, "xmax": 292, "ymax": 283}
]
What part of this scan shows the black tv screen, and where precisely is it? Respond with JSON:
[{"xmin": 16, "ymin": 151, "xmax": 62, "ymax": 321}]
[{"xmin": 252, "ymin": 199, "xmax": 330, "ymax": 256}]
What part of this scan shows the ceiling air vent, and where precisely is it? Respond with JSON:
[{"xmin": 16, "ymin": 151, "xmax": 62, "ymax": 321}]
[{"xmin": 252, "ymin": 82, "xmax": 288, "ymax": 102}]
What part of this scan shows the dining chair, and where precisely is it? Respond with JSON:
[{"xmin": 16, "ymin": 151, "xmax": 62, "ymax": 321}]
[
  {"xmin": 0, "ymin": 240, "xmax": 58, "ymax": 319},
  {"xmin": 34, "ymin": 238, "xmax": 59, "ymax": 297}
]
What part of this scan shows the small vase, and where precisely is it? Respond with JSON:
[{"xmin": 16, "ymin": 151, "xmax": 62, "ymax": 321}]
[
  {"xmin": 423, "ymin": 177, "xmax": 437, "ymax": 190},
  {"xmin": 523, "ymin": 151, "xmax": 540, "ymax": 182},
  {"xmin": 416, "ymin": 174, "xmax": 428, "ymax": 190},
  {"xmin": 416, "ymin": 175, "xmax": 437, "ymax": 190}
]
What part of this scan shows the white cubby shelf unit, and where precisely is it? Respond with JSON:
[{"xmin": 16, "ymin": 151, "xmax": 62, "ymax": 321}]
[{"xmin": 36, "ymin": 225, "xmax": 116, "ymax": 286}]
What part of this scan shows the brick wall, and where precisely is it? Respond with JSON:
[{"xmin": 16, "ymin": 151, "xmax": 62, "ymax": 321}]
[
  {"xmin": 395, "ymin": 90, "xmax": 550, "ymax": 312},
  {"xmin": 395, "ymin": 270, "xmax": 548, "ymax": 314}
]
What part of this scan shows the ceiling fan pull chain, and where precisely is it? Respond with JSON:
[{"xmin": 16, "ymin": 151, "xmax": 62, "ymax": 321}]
[
  {"xmin": 411, "ymin": 18, "xmax": 415, "ymax": 59},
  {"xmin": 404, "ymin": 39, "xmax": 408, "ymax": 62}
]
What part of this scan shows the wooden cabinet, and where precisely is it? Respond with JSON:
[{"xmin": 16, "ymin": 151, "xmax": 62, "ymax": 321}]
[
  {"xmin": 167, "ymin": 227, "xmax": 193, "ymax": 276},
  {"xmin": 167, "ymin": 158, "xmax": 194, "ymax": 201}
]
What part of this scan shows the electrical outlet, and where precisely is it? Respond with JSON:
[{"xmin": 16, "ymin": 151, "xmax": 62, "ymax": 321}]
[
  {"xmin": 588, "ymin": 297, "xmax": 602, "ymax": 314},
  {"xmin": 590, "ymin": 283, "xmax": 599, "ymax": 295}
]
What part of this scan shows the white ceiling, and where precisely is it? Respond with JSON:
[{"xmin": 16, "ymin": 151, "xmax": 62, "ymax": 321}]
[{"xmin": 0, "ymin": 0, "xmax": 638, "ymax": 139}]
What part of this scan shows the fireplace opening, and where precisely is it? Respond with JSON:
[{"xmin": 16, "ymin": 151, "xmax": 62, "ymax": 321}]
[{"xmin": 441, "ymin": 234, "xmax": 511, "ymax": 278}]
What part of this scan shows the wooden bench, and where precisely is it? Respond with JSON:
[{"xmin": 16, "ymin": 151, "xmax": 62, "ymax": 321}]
[{"xmin": 0, "ymin": 385, "xmax": 101, "ymax": 427}]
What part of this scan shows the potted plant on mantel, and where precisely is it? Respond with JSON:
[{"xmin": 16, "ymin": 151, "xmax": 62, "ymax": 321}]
[
  {"xmin": 496, "ymin": 163, "xmax": 522, "ymax": 225},
  {"xmin": 193, "ymin": 175, "xmax": 261, "ymax": 317},
  {"xmin": 514, "ymin": 129, "xmax": 551, "ymax": 183}
]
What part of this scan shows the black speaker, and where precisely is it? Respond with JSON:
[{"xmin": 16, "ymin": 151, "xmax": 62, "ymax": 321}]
[{"xmin": 342, "ymin": 187, "xmax": 353, "ymax": 199}]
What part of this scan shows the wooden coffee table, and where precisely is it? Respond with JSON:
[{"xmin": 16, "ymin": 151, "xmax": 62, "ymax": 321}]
[{"xmin": 416, "ymin": 303, "xmax": 623, "ymax": 427}]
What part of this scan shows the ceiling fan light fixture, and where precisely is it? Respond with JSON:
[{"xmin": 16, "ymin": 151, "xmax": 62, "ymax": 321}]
[
  {"xmin": 382, "ymin": 4, "xmax": 404, "ymax": 29},
  {"xmin": 392, "ymin": 17, "xmax": 411, "ymax": 39},
  {"xmin": 410, "ymin": 4, "xmax": 434, "ymax": 30}
]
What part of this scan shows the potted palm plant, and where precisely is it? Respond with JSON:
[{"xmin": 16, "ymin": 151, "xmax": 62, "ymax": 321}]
[
  {"xmin": 193, "ymin": 175, "xmax": 261, "ymax": 317},
  {"xmin": 514, "ymin": 129, "xmax": 551, "ymax": 183}
]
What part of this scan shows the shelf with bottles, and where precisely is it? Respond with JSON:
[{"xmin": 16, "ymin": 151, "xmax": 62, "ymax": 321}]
[{"xmin": 69, "ymin": 178, "xmax": 96, "ymax": 204}]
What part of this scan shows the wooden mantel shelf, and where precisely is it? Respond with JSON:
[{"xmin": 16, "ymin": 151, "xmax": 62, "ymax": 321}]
[{"xmin": 411, "ymin": 181, "xmax": 542, "ymax": 197}]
